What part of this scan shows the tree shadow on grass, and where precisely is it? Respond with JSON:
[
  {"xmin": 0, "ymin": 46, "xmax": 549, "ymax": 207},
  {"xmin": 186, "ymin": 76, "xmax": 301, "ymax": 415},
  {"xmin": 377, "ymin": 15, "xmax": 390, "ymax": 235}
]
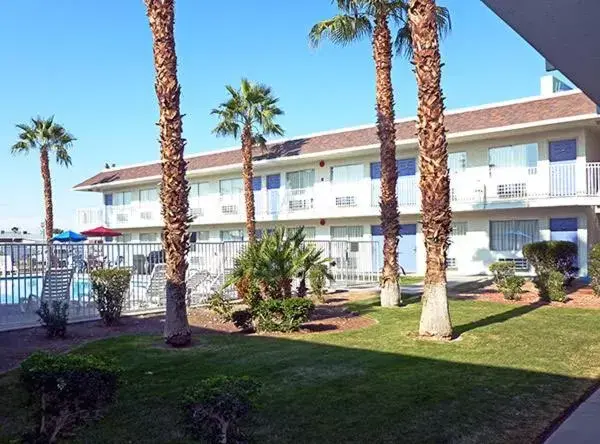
[{"xmin": 453, "ymin": 301, "xmax": 546, "ymax": 336}]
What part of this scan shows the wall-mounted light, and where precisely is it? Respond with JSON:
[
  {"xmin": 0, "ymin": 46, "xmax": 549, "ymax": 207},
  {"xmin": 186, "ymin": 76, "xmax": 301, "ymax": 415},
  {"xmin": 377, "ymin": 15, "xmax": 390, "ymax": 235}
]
[
  {"xmin": 319, "ymin": 160, "xmax": 325, "ymax": 167},
  {"xmin": 319, "ymin": 219, "xmax": 326, "ymax": 226}
]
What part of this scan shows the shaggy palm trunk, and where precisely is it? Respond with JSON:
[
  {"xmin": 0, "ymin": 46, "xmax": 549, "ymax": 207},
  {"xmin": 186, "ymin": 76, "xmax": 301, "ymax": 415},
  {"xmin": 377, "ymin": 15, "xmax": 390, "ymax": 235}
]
[
  {"xmin": 241, "ymin": 125, "xmax": 257, "ymax": 244},
  {"xmin": 145, "ymin": 0, "xmax": 191, "ymax": 347},
  {"xmin": 410, "ymin": 0, "xmax": 453, "ymax": 339},
  {"xmin": 40, "ymin": 149, "xmax": 53, "ymax": 242},
  {"xmin": 373, "ymin": 12, "xmax": 400, "ymax": 307}
]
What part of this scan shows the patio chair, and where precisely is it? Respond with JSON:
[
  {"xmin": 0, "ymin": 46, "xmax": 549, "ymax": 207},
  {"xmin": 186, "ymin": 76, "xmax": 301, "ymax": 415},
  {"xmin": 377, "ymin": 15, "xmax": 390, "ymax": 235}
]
[
  {"xmin": 186, "ymin": 269, "xmax": 223, "ymax": 307},
  {"xmin": 40, "ymin": 267, "xmax": 75, "ymax": 305},
  {"xmin": 0, "ymin": 254, "xmax": 15, "ymax": 277},
  {"xmin": 146, "ymin": 263, "xmax": 167, "ymax": 307}
]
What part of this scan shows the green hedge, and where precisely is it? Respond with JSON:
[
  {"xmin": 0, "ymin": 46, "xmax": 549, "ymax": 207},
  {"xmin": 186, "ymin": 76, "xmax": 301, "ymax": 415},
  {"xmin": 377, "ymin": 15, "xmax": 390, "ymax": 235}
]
[
  {"xmin": 90, "ymin": 268, "xmax": 131, "ymax": 325},
  {"xmin": 20, "ymin": 352, "xmax": 120, "ymax": 442},
  {"xmin": 254, "ymin": 298, "xmax": 315, "ymax": 333},
  {"xmin": 589, "ymin": 243, "xmax": 600, "ymax": 297},
  {"xmin": 489, "ymin": 262, "xmax": 525, "ymax": 301},
  {"xmin": 523, "ymin": 241, "xmax": 576, "ymax": 301}
]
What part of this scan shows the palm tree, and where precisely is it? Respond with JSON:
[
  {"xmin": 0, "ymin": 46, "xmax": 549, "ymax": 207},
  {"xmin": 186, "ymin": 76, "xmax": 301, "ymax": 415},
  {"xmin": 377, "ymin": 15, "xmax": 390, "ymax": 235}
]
[
  {"xmin": 11, "ymin": 117, "xmax": 75, "ymax": 242},
  {"xmin": 408, "ymin": 0, "xmax": 452, "ymax": 339},
  {"xmin": 144, "ymin": 0, "xmax": 191, "ymax": 347},
  {"xmin": 212, "ymin": 79, "xmax": 284, "ymax": 243},
  {"xmin": 309, "ymin": 0, "xmax": 450, "ymax": 308}
]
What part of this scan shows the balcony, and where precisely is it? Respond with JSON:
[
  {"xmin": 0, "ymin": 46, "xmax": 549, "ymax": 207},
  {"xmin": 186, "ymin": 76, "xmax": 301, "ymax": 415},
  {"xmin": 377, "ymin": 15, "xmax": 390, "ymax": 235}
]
[{"xmin": 75, "ymin": 162, "xmax": 600, "ymax": 230}]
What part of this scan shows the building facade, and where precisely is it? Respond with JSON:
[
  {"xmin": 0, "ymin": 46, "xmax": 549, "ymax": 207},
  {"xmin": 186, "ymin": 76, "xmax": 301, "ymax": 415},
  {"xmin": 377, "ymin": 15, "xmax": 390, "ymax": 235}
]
[{"xmin": 74, "ymin": 82, "xmax": 600, "ymax": 276}]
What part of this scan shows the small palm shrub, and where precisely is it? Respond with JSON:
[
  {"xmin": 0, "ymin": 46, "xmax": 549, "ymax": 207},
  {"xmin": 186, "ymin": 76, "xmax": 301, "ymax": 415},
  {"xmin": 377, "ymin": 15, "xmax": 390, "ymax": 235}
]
[
  {"xmin": 208, "ymin": 291, "xmax": 233, "ymax": 322},
  {"xmin": 489, "ymin": 262, "xmax": 525, "ymax": 301},
  {"xmin": 89, "ymin": 268, "xmax": 131, "ymax": 325},
  {"xmin": 589, "ymin": 243, "xmax": 600, "ymax": 296},
  {"xmin": 20, "ymin": 352, "xmax": 120, "ymax": 443},
  {"xmin": 254, "ymin": 298, "xmax": 315, "ymax": 333},
  {"xmin": 36, "ymin": 300, "xmax": 69, "ymax": 338},
  {"xmin": 183, "ymin": 376, "xmax": 261, "ymax": 444},
  {"xmin": 308, "ymin": 263, "xmax": 331, "ymax": 302}
]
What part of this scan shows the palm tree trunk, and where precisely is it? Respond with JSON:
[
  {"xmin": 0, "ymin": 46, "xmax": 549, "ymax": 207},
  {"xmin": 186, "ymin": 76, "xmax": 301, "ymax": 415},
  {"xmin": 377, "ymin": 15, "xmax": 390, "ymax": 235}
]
[
  {"xmin": 241, "ymin": 124, "xmax": 256, "ymax": 243},
  {"xmin": 409, "ymin": 0, "xmax": 453, "ymax": 339},
  {"xmin": 373, "ymin": 12, "xmax": 400, "ymax": 307},
  {"xmin": 145, "ymin": 0, "xmax": 191, "ymax": 347},
  {"xmin": 40, "ymin": 148, "xmax": 53, "ymax": 243}
]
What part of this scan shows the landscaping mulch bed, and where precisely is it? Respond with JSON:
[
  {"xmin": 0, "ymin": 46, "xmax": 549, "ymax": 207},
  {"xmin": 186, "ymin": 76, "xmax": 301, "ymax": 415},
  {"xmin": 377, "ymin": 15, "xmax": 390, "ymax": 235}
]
[
  {"xmin": 455, "ymin": 280, "xmax": 600, "ymax": 308},
  {"xmin": 0, "ymin": 291, "xmax": 376, "ymax": 374}
]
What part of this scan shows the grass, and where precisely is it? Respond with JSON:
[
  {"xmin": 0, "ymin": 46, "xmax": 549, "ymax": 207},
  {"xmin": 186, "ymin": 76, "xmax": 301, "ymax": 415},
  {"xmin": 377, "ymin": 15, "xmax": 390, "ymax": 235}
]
[
  {"xmin": 2, "ymin": 298, "xmax": 600, "ymax": 443},
  {"xmin": 400, "ymin": 275, "xmax": 423, "ymax": 285}
]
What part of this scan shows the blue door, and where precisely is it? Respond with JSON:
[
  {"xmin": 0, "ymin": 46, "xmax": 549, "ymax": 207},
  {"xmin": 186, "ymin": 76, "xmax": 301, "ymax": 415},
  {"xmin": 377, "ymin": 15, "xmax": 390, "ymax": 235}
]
[
  {"xmin": 371, "ymin": 224, "xmax": 417, "ymax": 274},
  {"xmin": 397, "ymin": 159, "xmax": 417, "ymax": 206},
  {"xmin": 266, "ymin": 174, "xmax": 280, "ymax": 215},
  {"xmin": 549, "ymin": 140, "xmax": 576, "ymax": 197},
  {"xmin": 550, "ymin": 218, "xmax": 578, "ymax": 269}
]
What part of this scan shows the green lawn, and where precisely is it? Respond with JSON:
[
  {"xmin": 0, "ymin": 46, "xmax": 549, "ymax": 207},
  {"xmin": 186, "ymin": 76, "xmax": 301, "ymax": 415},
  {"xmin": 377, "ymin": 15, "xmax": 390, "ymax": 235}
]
[
  {"xmin": 400, "ymin": 275, "xmax": 423, "ymax": 285},
  {"xmin": 2, "ymin": 298, "xmax": 600, "ymax": 443}
]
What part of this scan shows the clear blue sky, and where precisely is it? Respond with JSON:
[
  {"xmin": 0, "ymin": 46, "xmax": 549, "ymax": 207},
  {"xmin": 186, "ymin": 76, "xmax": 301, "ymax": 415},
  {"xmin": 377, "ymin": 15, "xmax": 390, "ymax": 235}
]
[{"xmin": 0, "ymin": 0, "xmax": 563, "ymax": 233}]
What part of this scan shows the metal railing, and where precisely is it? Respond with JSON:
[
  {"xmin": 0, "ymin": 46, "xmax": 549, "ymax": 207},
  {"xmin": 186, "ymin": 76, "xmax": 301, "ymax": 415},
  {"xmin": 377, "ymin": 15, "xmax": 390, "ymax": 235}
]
[{"xmin": 0, "ymin": 240, "xmax": 382, "ymax": 331}]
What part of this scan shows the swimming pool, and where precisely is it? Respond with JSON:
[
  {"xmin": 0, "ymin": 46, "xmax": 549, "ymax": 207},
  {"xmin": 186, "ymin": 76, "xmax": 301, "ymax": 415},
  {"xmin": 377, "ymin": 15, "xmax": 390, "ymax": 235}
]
[{"xmin": 0, "ymin": 276, "xmax": 92, "ymax": 305}]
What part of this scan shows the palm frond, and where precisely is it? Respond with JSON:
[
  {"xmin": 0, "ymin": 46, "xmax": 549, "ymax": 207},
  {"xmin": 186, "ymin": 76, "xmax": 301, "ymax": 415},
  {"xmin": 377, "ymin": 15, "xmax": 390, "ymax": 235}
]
[
  {"xmin": 309, "ymin": 14, "xmax": 372, "ymax": 48},
  {"xmin": 395, "ymin": 4, "xmax": 452, "ymax": 58}
]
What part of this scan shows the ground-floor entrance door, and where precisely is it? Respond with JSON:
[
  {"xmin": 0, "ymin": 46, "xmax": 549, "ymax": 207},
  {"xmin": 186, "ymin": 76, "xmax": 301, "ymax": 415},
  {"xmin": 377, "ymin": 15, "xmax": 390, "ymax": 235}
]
[{"xmin": 371, "ymin": 224, "xmax": 417, "ymax": 274}]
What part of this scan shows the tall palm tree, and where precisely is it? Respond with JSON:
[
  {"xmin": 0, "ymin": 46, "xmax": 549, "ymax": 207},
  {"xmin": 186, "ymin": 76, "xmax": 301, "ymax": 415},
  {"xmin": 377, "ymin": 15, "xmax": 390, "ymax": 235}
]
[
  {"xmin": 309, "ymin": 0, "xmax": 450, "ymax": 307},
  {"xmin": 212, "ymin": 79, "xmax": 284, "ymax": 243},
  {"xmin": 145, "ymin": 0, "xmax": 191, "ymax": 347},
  {"xmin": 409, "ymin": 0, "xmax": 452, "ymax": 338},
  {"xmin": 11, "ymin": 116, "xmax": 75, "ymax": 242}
]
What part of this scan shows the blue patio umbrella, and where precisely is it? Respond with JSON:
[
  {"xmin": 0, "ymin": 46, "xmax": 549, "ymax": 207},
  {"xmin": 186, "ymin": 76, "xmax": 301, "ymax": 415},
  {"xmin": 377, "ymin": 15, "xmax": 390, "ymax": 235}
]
[{"xmin": 52, "ymin": 230, "xmax": 87, "ymax": 243}]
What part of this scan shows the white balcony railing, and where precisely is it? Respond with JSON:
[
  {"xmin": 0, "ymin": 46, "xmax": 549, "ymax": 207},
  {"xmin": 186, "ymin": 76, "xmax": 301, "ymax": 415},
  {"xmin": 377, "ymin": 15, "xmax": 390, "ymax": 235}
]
[{"xmin": 76, "ymin": 162, "xmax": 600, "ymax": 230}]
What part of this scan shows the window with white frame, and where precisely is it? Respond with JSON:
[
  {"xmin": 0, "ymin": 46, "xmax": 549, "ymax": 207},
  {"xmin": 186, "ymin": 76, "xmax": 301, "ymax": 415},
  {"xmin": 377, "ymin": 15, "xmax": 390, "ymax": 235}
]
[
  {"xmin": 121, "ymin": 233, "xmax": 133, "ymax": 243},
  {"xmin": 190, "ymin": 182, "xmax": 210, "ymax": 198},
  {"xmin": 220, "ymin": 229, "xmax": 244, "ymax": 242},
  {"xmin": 330, "ymin": 164, "xmax": 363, "ymax": 182},
  {"xmin": 286, "ymin": 169, "xmax": 315, "ymax": 189},
  {"xmin": 219, "ymin": 178, "xmax": 243, "ymax": 196},
  {"xmin": 190, "ymin": 231, "xmax": 210, "ymax": 243},
  {"xmin": 330, "ymin": 226, "xmax": 364, "ymax": 240},
  {"xmin": 451, "ymin": 222, "xmax": 467, "ymax": 237},
  {"xmin": 287, "ymin": 226, "xmax": 316, "ymax": 239},
  {"xmin": 448, "ymin": 152, "xmax": 467, "ymax": 174},
  {"xmin": 488, "ymin": 143, "xmax": 538, "ymax": 172},
  {"xmin": 490, "ymin": 220, "xmax": 539, "ymax": 251},
  {"xmin": 112, "ymin": 191, "xmax": 132, "ymax": 206},
  {"xmin": 139, "ymin": 188, "xmax": 158, "ymax": 203},
  {"xmin": 139, "ymin": 232, "xmax": 159, "ymax": 243}
]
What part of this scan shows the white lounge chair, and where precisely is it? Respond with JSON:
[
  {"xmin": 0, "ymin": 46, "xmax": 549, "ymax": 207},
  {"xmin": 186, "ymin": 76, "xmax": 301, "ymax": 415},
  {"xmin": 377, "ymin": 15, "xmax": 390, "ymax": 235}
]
[
  {"xmin": 40, "ymin": 267, "xmax": 74, "ymax": 305},
  {"xmin": 186, "ymin": 269, "xmax": 222, "ymax": 306},
  {"xmin": 0, "ymin": 254, "xmax": 15, "ymax": 277},
  {"xmin": 146, "ymin": 263, "xmax": 167, "ymax": 307}
]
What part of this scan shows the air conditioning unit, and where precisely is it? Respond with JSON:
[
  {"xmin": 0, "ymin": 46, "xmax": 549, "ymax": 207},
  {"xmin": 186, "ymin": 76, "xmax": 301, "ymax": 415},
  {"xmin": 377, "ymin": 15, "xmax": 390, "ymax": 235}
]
[
  {"xmin": 140, "ymin": 211, "xmax": 153, "ymax": 220},
  {"xmin": 497, "ymin": 183, "xmax": 527, "ymax": 199},
  {"xmin": 335, "ymin": 195, "xmax": 357, "ymax": 208},
  {"xmin": 498, "ymin": 258, "xmax": 529, "ymax": 271},
  {"xmin": 288, "ymin": 199, "xmax": 311, "ymax": 211},
  {"xmin": 116, "ymin": 213, "xmax": 128, "ymax": 222},
  {"xmin": 446, "ymin": 257, "xmax": 457, "ymax": 270},
  {"xmin": 191, "ymin": 208, "xmax": 204, "ymax": 218},
  {"xmin": 221, "ymin": 205, "xmax": 238, "ymax": 215}
]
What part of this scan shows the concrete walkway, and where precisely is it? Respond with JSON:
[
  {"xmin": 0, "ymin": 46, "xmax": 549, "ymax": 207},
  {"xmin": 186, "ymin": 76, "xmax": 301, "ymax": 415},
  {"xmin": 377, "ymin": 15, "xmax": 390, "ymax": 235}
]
[{"xmin": 545, "ymin": 388, "xmax": 600, "ymax": 444}]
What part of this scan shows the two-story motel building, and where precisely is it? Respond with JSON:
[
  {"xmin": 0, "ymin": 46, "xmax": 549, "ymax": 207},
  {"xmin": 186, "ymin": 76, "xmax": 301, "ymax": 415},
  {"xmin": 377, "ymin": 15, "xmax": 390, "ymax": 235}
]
[{"xmin": 74, "ymin": 78, "xmax": 600, "ymax": 277}]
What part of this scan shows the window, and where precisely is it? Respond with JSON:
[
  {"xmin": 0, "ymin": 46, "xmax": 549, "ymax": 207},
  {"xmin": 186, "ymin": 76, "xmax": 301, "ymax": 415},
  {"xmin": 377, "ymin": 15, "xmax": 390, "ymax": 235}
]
[
  {"xmin": 451, "ymin": 222, "xmax": 467, "ymax": 237},
  {"xmin": 287, "ymin": 227, "xmax": 316, "ymax": 239},
  {"xmin": 219, "ymin": 178, "xmax": 243, "ymax": 196},
  {"xmin": 286, "ymin": 169, "xmax": 315, "ymax": 189},
  {"xmin": 190, "ymin": 182, "xmax": 210, "ymax": 198},
  {"xmin": 220, "ymin": 229, "xmax": 244, "ymax": 242},
  {"xmin": 490, "ymin": 220, "xmax": 539, "ymax": 251},
  {"xmin": 121, "ymin": 233, "xmax": 133, "ymax": 243},
  {"xmin": 139, "ymin": 188, "xmax": 158, "ymax": 203},
  {"xmin": 139, "ymin": 232, "xmax": 159, "ymax": 243},
  {"xmin": 448, "ymin": 152, "xmax": 467, "ymax": 174},
  {"xmin": 331, "ymin": 226, "xmax": 364, "ymax": 240},
  {"xmin": 489, "ymin": 143, "xmax": 538, "ymax": 171},
  {"xmin": 190, "ymin": 231, "xmax": 210, "ymax": 243},
  {"xmin": 112, "ymin": 191, "xmax": 132, "ymax": 206},
  {"xmin": 331, "ymin": 164, "xmax": 363, "ymax": 182}
]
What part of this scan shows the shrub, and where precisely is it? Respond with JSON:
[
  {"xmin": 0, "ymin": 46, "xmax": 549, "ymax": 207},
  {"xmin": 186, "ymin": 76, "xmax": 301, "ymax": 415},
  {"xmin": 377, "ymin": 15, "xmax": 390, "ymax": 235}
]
[
  {"xmin": 183, "ymin": 376, "xmax": 261, "ymax": 444},
  {"xmin": 208, "ymin": 291, "xmax": 233, "ymax": 322},
  {"xmin": 36, "ymin": 300, "xmax": 69, "ymax": 338},
  {"xmin": 89, "ymin": 268, "xmax": 131, "ymax": 325},
  {"xmin": 489, "ymin": 262, "xmax": 525, "ymax": 301},
  {"xmin": 308, "ymin": 263, "xmax": 330, "ymax": 302},
  {"xmin": 523, "ymin": 241, "xmax": 578, "ymax": 285},
  {"xmin": 231, "ymin": 309, "xmax": 253, "ymax": 331},
  {"xmin": 589, "ymin": 243, "xmax": 600, "ymax": 296},
  {"xmin": 254, "ymin": 298, "xmax": 315, "ymax": 333},
  {"xmin": 20, "ymin": 352, "xmax": 120, "ymax": 443},
  {"xmin": 546, "ymin": 270, "xmax": 568, "ymax": 302}
]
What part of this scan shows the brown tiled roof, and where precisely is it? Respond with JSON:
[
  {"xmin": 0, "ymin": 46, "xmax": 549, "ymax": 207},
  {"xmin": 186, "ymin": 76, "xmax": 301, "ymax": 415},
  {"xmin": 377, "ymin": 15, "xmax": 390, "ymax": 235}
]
[{"xmin": 75, "ymin": 92, "xmax": 597, "ymax": 189}]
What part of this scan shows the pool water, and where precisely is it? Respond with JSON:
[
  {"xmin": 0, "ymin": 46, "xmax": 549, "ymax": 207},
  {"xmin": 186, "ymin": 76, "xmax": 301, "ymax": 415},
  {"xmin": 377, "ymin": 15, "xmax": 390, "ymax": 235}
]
[{"xmin": 0, "ymin": 276, "xmax": 91, "ymax": 305}]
